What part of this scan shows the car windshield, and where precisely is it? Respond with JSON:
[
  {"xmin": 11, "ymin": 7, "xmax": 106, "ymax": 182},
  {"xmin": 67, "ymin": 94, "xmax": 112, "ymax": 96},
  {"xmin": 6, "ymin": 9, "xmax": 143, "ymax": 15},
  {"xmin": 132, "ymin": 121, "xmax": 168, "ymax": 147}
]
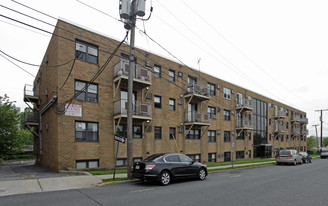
[
  {"xmin": 143, "ymin": 154, "xmax": 164, "ymax": 162},
  {"xmin": 279, "ymin": 150, "xmax": 292, "ymax": 155}
]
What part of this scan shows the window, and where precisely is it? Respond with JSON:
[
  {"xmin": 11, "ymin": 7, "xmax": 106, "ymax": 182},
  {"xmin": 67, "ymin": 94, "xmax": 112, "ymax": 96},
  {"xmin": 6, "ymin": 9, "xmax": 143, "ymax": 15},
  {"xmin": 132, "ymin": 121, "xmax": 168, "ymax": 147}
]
[
  {"xmin": 208, "ymin": 153, "xmax": 216, "ymax": 162},
  {"xmin": 248, "ymin": 150, "xmax": 252, "ymax": 158},
  {"xmin": 208, "ymin": 130, "xmax": 216, "ymax": 142},
  {"xmin": 223, "ymin": 88, "xmax": 231, "ymax": 100},
  {"xmin": 224, "ymin": 131, "xmax": 231, "ymax": 142},
  {"xmin": 133, "ymin": 125, "xmax": 142, "ymax": 139},
  {"xmin": 169, "ymin": 127, "xmax": 176, "ymax": 140},
  {"xmin": 169, "ymin": 70, "xmax": 175, "ymax": 82},
  {"xmin": 115, "ymin": 125, "xmax": 142, "ymax": 139},
  {"xmin": 224, "ymin": 110, "xmax": 231, "ymax": 121},
  {"xmin": 208, "ymin": 107, "xmax": 216, "ymax": 119},
  {"xmin": 281, "ymin": 135, "xmax": 284, "ymax": 142},
  {"xmin": 154, "ymin": 65, "xmax": 161, "ymax": 78},
  {"xmin": 208, "ymin": 83, "xmax": 216, "ymax": 96},
  {"xmin": 224, "ymin": 152, "xmax": 231, "ymax": 162},
  {"xmin": 186, "ymin": 129, "xmax": 200, "ymax": 140},
  {"xmin": 154, "ymin": 95, "xmax": 161, "ymax": 108},
  {"xmin": 75, "ymin": 80, "xmax": 98, "ymax": 102},
  {"xmin": 188, "ymin": 154, "xmax": 200, "ymax": 162},
  {"xmin": 165, "ymin": 155, "xmax": 180, "ymax": 162},
  {"xmin": 116, "ymin": 159, "xmax": 127, "ymax": 167},
  {"xmin": 155, "ymin": 126, "xmax": 162, "ymax": 139},
  {"xmin": 76, "ymin": 160, "xmax": 99, "ymax": 169},
  {"xmin": 75, "ymin": 40, "xmax": 98, "ymax": 64},
  {"xmin": 75, "ymin": 121, "xmax": 98, "ymax": 141},
  {"xmin": 169, "ymin": 98, "xmax": 175, "ymax": 111},
  {"xmin": 236, "ymin": 151, "xmax": 245, "ymax": 159},
  {"xmin": 286, "ymin": 135, "xmax": 289, "ymax": 142}
]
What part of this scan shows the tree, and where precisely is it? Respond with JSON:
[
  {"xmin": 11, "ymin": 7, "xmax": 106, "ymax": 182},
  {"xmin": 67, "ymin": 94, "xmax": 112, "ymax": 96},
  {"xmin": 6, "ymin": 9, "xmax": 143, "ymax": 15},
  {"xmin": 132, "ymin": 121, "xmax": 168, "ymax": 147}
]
[
  {"xmin": 307, "ymin": 137, "xmax": 318, "ymax": 150},
  {"xmin": 323, "ymin": 138, "xmax": 328, "ymax": 148},
  {"xmin": 0, "ymin": 95, "xmax": 30, "ymax": 159}
]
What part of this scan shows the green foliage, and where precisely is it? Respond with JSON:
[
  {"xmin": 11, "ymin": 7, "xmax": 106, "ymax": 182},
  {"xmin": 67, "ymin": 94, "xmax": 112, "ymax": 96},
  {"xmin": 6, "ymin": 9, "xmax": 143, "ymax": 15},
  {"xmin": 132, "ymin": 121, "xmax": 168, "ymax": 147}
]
[
  {"xmin": 323, "ymin": 138, "xmax": 328, "ymax": 147},
  {"xmin": 307, "ymin": 137, "xmax": 318, "ymax": 149},
  {"xmin": 0, "ymin": 95, "xmax": 33, "ymax": 158}
]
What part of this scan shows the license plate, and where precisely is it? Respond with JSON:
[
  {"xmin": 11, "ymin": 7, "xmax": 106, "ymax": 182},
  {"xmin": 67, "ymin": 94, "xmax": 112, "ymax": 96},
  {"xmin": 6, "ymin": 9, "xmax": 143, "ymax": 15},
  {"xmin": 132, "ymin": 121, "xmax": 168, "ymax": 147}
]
[{"xmin": 135, "ymin": 165, "xmax": 140, "ymax": 170}]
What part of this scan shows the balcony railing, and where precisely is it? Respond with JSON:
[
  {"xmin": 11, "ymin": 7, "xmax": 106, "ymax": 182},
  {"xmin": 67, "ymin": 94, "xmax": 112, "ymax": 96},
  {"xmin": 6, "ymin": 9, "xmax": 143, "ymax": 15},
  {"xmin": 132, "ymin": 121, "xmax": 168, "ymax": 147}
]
[
  {"xmin": 236, "ymin": 119, "xmax": 253, "ymax": 130},
  {"xmin": 274, "ymin": 125, "xmax": 286, "ymax": 133},
  {"xmin": 185, "ymin": 112, "xmax": 210, "ymax": 124},
  {"xmin": 113, "ymin": 99, "xmax": 152, "ymax": 118},
  {"xmin": 185, "ymin": 83, "xmax": 209, "ymax": 97},
  {"xmin": 24, "ymin": 84, "xmax": 39, "ymax": 103},
  {"xmin": 236, "ymin": 98, "xmax": 253, "ymax": 110},
  {"xmin": 24, "ymin": 112, "xmax": 39, "ymax": 123},
  {"xmin": 291, "ymin": 128, "xmax": 301, "ymax": 135},
  {"xmin": 273, "ymin": 110, "xmax": 286, "ymax": 119},
  {"xmin": 291, "ymin": 114, "xmax": 301, "ymax": 122},
  {"xmin": 114, "ymin": 61, "xmax": 151, "ymax": 83}
]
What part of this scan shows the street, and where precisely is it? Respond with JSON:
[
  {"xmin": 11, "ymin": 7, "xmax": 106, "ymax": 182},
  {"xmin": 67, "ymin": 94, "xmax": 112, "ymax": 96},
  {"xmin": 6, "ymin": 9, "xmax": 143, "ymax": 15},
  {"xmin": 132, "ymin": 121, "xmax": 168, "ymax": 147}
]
[{"xmin": 1, "ymin": 159, "xmax": 328, "ymax": 206}]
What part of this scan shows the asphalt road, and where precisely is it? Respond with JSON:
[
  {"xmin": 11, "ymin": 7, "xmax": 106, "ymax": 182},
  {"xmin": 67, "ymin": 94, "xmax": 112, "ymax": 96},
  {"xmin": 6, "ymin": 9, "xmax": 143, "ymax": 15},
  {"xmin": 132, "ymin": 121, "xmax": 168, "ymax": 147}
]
[{"xmin": 1, "ymin": 159, "xmax": 328, "ymax": 206}]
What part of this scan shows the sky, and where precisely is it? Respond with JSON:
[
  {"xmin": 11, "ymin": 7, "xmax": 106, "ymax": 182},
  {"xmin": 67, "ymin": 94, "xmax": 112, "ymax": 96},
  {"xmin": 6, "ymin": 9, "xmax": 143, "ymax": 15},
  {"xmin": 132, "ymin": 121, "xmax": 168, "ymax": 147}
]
[{"xmin": 0, "ymin": 0, "xmax": 328, "ymax": 138}]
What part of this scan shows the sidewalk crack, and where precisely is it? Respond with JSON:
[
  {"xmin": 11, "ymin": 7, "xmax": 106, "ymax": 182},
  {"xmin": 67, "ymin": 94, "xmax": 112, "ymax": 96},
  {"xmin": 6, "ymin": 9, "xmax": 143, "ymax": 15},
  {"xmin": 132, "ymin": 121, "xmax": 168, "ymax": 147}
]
[{"xmin": 37, "ymin": 179, "xmax": 43, "ymax": 191}]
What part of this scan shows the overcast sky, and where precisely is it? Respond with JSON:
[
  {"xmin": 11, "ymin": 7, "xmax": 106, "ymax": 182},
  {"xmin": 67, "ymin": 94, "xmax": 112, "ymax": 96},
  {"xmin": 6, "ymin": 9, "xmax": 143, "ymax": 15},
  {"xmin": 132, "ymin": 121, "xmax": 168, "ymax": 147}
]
[{"xmin": 1, "ymin": 0, "xmax": 327, "ymax": 137}]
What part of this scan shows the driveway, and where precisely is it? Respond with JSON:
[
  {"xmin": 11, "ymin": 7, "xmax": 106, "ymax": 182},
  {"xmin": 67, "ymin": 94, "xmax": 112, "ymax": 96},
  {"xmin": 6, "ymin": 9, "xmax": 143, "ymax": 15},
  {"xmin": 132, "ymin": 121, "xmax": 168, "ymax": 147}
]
[{"xmin": 0, "ymin": 160, "xmax": 76, "ymax": 181}]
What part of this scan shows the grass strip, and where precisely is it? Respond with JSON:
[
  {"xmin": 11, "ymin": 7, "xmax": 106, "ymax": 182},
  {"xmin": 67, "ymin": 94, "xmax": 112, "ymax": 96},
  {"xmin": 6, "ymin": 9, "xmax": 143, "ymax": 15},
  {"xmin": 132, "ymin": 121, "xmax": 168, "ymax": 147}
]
[
  {"xmin": 205, "ymin": 158, "xmax": 275, "ymax": 167},
  {"xmin": 208, "ymin": 162, "xmax": 276, "ymax": 172},
  {"xmin": 89, "ymin": 169, "xmax": 127, "ymax": 176},
  {"xmin": 102, "ymin": 177, "xmax": 128, "ymax": 183}
]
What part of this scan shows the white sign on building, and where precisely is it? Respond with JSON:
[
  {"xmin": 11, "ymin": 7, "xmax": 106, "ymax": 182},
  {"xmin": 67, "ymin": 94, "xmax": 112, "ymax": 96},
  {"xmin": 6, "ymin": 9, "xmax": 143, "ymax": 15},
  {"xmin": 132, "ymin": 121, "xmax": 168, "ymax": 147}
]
[{"xmin": 65, "ymin": 104, "xmax": 82, "ymax": 117}]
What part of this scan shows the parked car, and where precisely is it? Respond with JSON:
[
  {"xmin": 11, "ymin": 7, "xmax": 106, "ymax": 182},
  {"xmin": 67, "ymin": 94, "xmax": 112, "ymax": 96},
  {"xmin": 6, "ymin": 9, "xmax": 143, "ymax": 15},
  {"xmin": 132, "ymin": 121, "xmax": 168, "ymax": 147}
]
[
  {"xmin": 320, "ymin": 150, "xmax": 328, "ymax": 159},
  {"xmin": 276, "ymin": 150, "xmax": 303, "ymax": 165},
  {"xmin": 132, "ymin": 153, "xmax": 207, "ymax": 185},
  {"xmin": 299, "ymin": 152, "xmax": 312, "ymax": 163}
]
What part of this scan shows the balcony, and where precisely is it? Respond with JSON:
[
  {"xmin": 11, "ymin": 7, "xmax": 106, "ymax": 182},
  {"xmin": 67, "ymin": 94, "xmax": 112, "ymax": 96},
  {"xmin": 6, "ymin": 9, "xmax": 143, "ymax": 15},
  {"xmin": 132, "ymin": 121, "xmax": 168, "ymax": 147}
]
[
  {"xmin": 184, "ymin": 112, "xmax": 210, "ymax": 126},
  {"xmin": 24, "ymin": 84, "xmax": 39, "ymax": 103},
  {"xmin": 113, "ymin": 99, "xmax": 152, "ymax": 121},
  {"xmin": 274, "ymin": 125, "xmax": 286, "ymax": 133},
  {"xmin": 184, "ymin": 83, "xmax": 210, "ymax": 102},
  {"xmin": 291, "ymin": 128, "xmax": 301, "ymax": 136},
  {"xmin": 236, "ymin": 98, "xmax": 253, "ymax": 111},
  {"xmin": 113, "ymin": 61, "xmax": 151, "ymax": 88},
  {"xmin": 291, "ymin": 114, "xmax": 301, "ymax": 122},
  {"xmin": 236, "ymin": 119, "xmax": 253, "ymax": 130},
  {"xmin": 24, "ymin": 112, "xmax": 39, "ymax": 127},
  {"xmin": 273, "ymin": 110, "xmax": 286, "ymax": 119}
]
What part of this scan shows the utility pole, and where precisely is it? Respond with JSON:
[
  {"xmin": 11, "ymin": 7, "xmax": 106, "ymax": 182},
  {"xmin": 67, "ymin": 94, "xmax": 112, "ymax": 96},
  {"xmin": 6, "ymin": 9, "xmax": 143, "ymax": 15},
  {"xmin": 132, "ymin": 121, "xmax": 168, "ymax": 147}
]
[
  {"xmin": 312, "ymin": 124, "xmax": 319, "ymax": 150},
  {"xmin": 120, "ymin": 0, "xmax": 146, "ymax": 180},
  {"xmin": 315, "ymin": 109, "xmax": 328, "ymax": 149}
]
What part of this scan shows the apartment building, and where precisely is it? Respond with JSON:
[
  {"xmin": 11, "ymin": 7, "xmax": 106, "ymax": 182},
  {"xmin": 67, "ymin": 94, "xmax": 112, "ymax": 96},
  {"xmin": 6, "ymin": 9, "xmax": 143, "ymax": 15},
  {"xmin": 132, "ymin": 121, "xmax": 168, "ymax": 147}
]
[{"xmin": 23, "ymin": 19, "xmax": 308, "ymax": 171}]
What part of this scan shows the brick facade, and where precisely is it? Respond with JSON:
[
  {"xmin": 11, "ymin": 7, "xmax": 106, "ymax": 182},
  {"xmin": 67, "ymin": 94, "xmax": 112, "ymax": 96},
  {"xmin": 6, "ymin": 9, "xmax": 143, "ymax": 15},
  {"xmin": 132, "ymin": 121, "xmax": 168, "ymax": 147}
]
[{"xmin": 25, "ymin": 19, "xmax": 307, "ymax": 171}]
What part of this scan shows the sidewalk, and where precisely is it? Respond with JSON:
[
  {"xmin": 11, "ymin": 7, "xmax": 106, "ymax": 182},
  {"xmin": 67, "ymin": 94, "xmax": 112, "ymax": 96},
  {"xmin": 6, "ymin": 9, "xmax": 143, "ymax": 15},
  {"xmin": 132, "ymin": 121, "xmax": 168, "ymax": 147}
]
[{"xmin": 0, "ymin": 161, "xmax": 275, "ymax": 197}]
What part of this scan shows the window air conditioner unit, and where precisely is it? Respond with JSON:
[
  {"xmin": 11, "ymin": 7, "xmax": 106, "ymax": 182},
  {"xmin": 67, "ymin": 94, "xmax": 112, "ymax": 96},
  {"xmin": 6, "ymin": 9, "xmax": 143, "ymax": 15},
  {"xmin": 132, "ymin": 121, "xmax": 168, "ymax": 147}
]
[
  {"xmin": 178, "ymin": 72, "xmax": 183, "ymax": 77},
  {"xmin": 211, "ymin": 114, "xmax": 217, "ymax": 119},
  {"xmin": 231, "ymin": 131, "xmax": 235, "ymax": 135},
  {"xmin": 217, "ymin": 84, "xmax": 220, "ymax": 90},
  {"xmin": 217, "ymin": 130, "xmax": 221, "ymax": 135},
  {"xmin": 177, "ymin": 99, "xmax": 183, "ymax": 105}
]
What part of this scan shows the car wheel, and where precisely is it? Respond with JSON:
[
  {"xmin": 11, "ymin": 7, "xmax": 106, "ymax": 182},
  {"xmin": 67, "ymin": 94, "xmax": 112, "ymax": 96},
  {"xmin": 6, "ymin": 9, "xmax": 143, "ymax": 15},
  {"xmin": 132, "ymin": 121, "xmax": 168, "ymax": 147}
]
[
  {"xmin": 159, "ymin": 171, "xmax": 171, "ymax": 186},
  {"xmin": 293, "ymin": 160, "xmax": 297, "ymax": 166},
  {"xmin": 277, "ymin": 162, "xmax": 280, "ymax": 165},
  {"xmin": 199, "ymin": 168, "xmax": 206, "ymax": 180},
  {"xmin": 309, "ymin": 159, "xmax": 312, "ymax": 163}
]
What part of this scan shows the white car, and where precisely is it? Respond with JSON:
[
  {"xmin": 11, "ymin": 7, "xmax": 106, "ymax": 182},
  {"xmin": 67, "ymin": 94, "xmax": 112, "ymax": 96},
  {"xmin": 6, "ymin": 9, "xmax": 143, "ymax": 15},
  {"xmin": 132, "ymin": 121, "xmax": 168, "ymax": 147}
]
[
  {"xmin": 320, "ymin": 150, "xmax": 328, "ymax": 159},
  {"xmin": 276, "ymin": 150, "xmax": 303, "ymax": 166}
]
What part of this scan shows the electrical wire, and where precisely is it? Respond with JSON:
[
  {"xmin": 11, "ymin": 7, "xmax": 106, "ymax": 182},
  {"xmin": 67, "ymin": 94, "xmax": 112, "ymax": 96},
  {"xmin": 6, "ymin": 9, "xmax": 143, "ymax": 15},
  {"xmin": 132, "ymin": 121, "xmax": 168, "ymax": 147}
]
[{"xmin": 0, "ymin": 50, "xmax": 75, "ymax": 68}]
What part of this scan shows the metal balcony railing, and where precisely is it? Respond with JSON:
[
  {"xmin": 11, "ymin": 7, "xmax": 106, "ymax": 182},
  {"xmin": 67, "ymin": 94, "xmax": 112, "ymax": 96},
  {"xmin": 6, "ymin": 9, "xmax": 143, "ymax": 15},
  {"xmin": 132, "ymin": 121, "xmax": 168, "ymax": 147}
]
[
  {"xmin": 114, "ymin": 61, "xmax": 151, "ymax": 83},
  {"xmin": 185, "ymin": 112, "xmax": 210, "ymax": 124},
  {"xmin": 113, "ymin": 99, "xmax": 152, "ymax": 117},
  {"xmin": 274, "ymin": 125, "xmax": 286, "ymax": 133},
  {"xmin": 291, "ymin": 114, "xmax": 301, "ymax": 122},
  {"xmin": 185, "ymin": 83, "xmax": 209, "ymax": 97},
  {"xmin": 274, "ymin": 110, "xmax": 286, "ymax": 119},
  {"xmin": 236, "ymin": 98, "xmax": 253, "ymax": 109},
  {"xmin": 24, "ymin": 112, "xmax": 39, "ymax": 123},
  {"xmin": 236, "ymin": 119, "xmax": 253, "ymax": 129}
]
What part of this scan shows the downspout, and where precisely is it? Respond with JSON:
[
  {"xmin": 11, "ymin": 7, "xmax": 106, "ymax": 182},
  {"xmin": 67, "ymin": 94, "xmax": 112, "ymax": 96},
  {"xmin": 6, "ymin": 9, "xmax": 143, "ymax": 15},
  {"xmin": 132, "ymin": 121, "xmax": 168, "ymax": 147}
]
[{"xmin": 39, "ymin": 95, "xmax": 57, "ymax": 154}]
